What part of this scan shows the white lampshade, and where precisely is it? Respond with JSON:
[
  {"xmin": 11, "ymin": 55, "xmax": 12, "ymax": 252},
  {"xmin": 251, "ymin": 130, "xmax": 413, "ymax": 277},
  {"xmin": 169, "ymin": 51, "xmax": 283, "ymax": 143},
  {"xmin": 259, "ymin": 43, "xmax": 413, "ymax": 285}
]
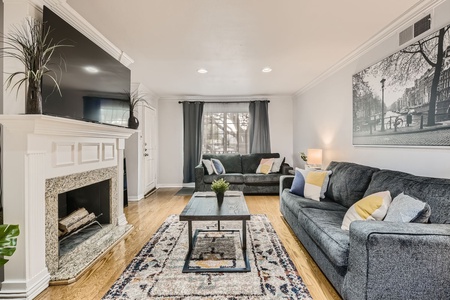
[{"xmin": 307, "ymin": 149, "xmax": 323, "ymax": 165}]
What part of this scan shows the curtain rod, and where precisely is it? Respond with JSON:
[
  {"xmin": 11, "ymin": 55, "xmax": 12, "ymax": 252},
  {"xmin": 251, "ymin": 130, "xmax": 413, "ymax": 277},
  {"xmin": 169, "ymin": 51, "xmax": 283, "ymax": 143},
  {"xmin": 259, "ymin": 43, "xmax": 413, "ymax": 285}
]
[{"xmin": 178, "ymin": 100, "xmax": 270, "ymax": 104}]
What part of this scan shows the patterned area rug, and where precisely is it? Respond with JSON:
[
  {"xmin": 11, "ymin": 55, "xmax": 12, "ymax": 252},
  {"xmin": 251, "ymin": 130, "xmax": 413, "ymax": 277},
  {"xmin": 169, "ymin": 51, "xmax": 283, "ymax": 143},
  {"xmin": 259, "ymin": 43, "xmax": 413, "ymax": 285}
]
[{"xmin": 103, "ymin": 215, "xmax": 312, "ymax": 299}]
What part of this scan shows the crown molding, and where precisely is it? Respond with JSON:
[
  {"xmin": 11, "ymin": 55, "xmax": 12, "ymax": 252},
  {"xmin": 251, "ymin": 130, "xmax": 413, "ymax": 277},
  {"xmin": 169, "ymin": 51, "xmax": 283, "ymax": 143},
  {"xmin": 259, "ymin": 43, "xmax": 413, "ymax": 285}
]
[
  {"xmin": 39, "ymin": 0, "xmax": 134, "ymax": 67},
  {"xmin": 293, "ymin": 0, "xmax": 445, "ymax": 98},
  {"xmin": 159, "ymin": 94, "xmax": 292, "ymax": 102}
]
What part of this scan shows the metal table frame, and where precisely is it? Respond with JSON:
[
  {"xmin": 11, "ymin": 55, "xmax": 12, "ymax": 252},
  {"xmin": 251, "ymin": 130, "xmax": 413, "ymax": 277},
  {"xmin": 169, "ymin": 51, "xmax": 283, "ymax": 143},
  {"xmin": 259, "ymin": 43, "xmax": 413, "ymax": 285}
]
[{"xmin": 182, "ymin": 219, "xmax": 250, "ymax": 273}]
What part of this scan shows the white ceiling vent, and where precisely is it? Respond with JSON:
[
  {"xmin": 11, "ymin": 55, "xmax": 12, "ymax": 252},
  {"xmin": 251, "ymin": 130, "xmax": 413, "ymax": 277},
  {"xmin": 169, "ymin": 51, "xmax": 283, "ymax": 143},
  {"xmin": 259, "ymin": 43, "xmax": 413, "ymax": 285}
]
[{"xmin": 399, "ymin": 14, "xmax": 431, "ymax": 46}]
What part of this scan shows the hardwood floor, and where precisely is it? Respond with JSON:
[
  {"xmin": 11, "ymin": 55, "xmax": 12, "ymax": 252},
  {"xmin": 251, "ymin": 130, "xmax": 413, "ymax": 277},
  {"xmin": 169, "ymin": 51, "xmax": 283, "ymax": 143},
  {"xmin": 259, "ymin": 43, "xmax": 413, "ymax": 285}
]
[{"xmin": 35, "ymin": 189, "xmax": 341, "ymax": 300}]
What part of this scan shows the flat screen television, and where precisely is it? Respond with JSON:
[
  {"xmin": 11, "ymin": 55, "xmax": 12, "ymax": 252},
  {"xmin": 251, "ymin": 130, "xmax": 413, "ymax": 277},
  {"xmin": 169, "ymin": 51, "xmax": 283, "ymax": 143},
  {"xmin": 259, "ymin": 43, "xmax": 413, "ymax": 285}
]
[{"xmin": 42, "ymin": 6, "xmax": 131, "ymax": 128}]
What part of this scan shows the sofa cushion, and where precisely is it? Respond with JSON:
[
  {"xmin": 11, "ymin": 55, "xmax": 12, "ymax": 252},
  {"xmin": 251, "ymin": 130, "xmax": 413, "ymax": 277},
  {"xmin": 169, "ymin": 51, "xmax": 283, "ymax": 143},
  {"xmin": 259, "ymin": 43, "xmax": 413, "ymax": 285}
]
[
  {"xmin": 364, "ymin": 169, "xmax": 450, "ymax": 224},
  {"xmin": 202, "ymin": 154, "xmax": 242, "ymax": 173},
  {"xmin": 203, "ymin": 174, "xmax": 244, "ymax": 184},
  {"xmin": 282, "ymin": 189, "xmax": 348, "ymax": 213},
  {"xmin": 243, "ymin": 173, "xmax": 281, "ymax": 184},
  {"xmin": 325, "ymin": 161, "xmax": 380, "ymax": 208},
  {"xmin": 298, "ymin": 208, "xmax": 350, "ymax": 267},
  {"xmin": 241, "ymin": 153, "xmax": 280, "ymax": 173}
]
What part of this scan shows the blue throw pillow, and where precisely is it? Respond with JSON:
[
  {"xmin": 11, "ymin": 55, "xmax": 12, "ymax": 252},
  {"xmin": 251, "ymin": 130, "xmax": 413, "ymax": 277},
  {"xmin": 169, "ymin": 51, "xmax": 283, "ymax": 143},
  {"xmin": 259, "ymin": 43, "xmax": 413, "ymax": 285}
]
[
  {"xmin": 290, "ymin": 169, "xmax": 305, "ymax": 196},
  {"xmin": 211, "ymin": 158, "xmax": 226, "ymax": 175}
]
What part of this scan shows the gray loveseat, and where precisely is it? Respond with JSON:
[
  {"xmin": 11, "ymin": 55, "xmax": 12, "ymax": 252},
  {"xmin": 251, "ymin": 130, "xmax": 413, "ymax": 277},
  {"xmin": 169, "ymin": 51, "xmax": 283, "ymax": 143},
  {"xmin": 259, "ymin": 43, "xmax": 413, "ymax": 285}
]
[
  {"xmin": 280, "ymin": 161, "xmax": 450, "ymax": 299},
  {"xmin": 195, "ymin": 153, "xmax": 292, "ymax": 194}
]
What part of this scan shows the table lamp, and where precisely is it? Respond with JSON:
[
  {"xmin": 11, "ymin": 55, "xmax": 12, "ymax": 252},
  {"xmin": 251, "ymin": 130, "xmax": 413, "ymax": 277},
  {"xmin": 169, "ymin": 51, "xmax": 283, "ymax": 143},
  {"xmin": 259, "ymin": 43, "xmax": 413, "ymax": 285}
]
[{"xmin": 307, "ymin": 149, "xmax": 323, "ymax": 170}]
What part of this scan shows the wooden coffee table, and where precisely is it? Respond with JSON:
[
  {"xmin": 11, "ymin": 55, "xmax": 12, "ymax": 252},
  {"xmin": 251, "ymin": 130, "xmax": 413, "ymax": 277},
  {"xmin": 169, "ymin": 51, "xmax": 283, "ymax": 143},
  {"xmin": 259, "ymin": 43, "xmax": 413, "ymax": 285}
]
[{"xmin": 179, "ymin": 191, "xmax": 251, "ymax": 273}]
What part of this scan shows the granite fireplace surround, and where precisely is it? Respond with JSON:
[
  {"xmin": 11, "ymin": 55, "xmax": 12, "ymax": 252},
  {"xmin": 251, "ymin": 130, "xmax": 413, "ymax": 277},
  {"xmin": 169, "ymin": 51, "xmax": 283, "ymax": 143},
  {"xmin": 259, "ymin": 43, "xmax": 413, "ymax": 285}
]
[
  {"xmin": 45, "ymin": 167, "xmax": 118, "ymax": 275},
  {"xmin": 0, "ymin": 115, "xmax": 134, "ymax": 299}
]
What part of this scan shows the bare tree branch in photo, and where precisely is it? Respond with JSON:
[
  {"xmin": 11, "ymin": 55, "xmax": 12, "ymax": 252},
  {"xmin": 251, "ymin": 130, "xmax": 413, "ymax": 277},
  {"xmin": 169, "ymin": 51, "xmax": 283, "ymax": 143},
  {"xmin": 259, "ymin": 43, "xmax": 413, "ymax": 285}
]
[{"xmin": 373, "ymin": 25, "xmax": 450, "ymax": 126}]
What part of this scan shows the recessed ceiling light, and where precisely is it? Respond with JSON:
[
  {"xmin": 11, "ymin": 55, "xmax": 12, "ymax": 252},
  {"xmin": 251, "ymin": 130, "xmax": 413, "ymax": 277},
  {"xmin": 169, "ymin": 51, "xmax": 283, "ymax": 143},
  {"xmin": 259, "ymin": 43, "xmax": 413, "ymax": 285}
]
[
  {"xmin": 262, "ymin": 67, "xmax": 272, "ymax": 73},
  {"xmin": 84, "ymin": 66, "xmax": 99, "ymax": 73},
  {"xmin": 197, "ymin": 68, "xmax": 208, "ymax": 74}
]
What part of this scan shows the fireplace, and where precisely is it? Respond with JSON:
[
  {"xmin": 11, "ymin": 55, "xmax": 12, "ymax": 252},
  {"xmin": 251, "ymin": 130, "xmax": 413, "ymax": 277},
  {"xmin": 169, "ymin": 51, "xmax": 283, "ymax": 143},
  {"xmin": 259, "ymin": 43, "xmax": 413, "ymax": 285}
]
[
  {"xmin": 45, "ymin": 167, "xmax": 118, "ymax": 274},
  {"xmin": 0, "ymin": 115, "xmax": 134, "ymax": 299}
]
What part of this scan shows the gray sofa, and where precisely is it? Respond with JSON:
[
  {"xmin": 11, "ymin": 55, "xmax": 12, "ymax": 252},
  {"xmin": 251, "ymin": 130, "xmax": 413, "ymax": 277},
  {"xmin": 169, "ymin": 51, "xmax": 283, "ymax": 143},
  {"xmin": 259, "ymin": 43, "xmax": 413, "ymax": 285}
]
[
  {"xmin": 195, "ymin": 153, "xmax": 292, "ymax": 194},
  {"xmin": 280, "ymin": 161, "xmax": 450, "ymax": 299}
]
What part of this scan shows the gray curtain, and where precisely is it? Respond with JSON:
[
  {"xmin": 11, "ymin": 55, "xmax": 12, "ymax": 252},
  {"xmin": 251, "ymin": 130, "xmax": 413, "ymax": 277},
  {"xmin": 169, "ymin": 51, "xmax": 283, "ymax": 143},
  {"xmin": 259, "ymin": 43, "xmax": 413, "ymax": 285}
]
[
  {"xmin": 183, "ymin": 101, "xmax": 204, "ymax": 183},
  {"xmin": 249, "ymin": 100, "xmax": 271, "ymax": 153}
]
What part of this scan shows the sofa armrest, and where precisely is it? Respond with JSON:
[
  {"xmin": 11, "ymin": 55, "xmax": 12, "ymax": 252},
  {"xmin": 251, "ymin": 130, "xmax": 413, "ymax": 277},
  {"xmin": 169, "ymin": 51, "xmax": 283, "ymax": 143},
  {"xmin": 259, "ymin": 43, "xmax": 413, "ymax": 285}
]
[
  {"xmin": 343, "ymin": 221, "xmax": 450, "ymax": 300},
  {"xmin": 280, "ymin": 163, "xmax": 293, "ymax": 175},
  {"xmin": 279, "ymin": 175, "xmax": 294, "ymax": 197},
  {"xmin": 194, "ymin": 164, "xmax": 206, "ymax": 192}
]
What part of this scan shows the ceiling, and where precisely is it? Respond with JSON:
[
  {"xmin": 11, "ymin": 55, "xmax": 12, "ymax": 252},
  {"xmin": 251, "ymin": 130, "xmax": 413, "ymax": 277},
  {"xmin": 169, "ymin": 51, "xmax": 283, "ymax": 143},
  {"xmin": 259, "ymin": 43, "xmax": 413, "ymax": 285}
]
[{"xmin": 67, "ymin": 0, "xmax": 422, "ymax": 97}]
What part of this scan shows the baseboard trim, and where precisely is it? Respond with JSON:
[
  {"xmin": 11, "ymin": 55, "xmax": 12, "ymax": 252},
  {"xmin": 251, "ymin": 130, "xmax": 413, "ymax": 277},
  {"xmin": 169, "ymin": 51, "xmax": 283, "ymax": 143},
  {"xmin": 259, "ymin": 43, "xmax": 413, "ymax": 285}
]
[
  {"xmin": 0, "ymin": 269, "xmax": 50, "ymax": 299},
  {"xmin": 128, "ymin": 194, "xmax": 144, "ymax": 202},
  {"xmin": 156, "ymin": 184, "xmax": 183, "ymax": 188},
  {"xmin": 144, "ymin": 188, "xmax": 157, "ymax": 198}
]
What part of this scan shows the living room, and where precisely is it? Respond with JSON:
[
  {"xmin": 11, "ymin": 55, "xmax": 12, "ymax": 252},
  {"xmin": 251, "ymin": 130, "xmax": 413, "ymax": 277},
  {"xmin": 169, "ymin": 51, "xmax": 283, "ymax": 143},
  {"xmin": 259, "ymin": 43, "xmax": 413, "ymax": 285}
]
[{"xmin": 1, "ymin": 0, "xmax": 450, "ymax": 299}]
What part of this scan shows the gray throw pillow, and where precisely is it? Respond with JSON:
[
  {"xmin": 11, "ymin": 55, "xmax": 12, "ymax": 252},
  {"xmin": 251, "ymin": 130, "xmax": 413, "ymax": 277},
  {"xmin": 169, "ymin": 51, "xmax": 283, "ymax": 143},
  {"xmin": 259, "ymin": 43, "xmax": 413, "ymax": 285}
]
[
  {"xmin": 384, "ymin": 192, "xmax": 431, "ymax": 223},
  {"xmin": 211, "ymin": 158, "xmax": 226, "ymax": 175}
]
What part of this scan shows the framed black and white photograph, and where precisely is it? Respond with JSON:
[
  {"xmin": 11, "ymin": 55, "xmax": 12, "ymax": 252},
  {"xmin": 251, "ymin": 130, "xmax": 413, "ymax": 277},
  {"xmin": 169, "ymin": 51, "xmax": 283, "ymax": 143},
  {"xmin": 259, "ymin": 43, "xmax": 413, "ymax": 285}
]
[{"xmin": 353, "ymin": 22, "xmax": 450, "ymax": 146}]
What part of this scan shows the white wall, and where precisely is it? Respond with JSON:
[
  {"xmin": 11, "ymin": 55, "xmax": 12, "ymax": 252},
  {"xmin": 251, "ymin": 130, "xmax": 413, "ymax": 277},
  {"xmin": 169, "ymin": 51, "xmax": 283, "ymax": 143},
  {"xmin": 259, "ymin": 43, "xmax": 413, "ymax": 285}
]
[
  {"xmin": 158, "ymin": 99, "xmax": 183, "ymax": 186},
  {"xmin": 158, "ymin": 96, "xmax": 294, "ymax": 187},
  {"xmin": 293, "ymin": 0, "xmax": 450, "ymax": 179},
  {"xmin": 267, "ymin": 96, "xmax": 294, "ymax": 165}
]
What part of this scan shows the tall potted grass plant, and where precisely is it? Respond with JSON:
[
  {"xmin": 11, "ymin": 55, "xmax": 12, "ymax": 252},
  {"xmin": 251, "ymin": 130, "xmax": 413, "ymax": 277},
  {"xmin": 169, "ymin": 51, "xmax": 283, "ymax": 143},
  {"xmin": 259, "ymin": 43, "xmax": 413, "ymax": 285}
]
[{"xmin": 1, "ymin": 18, "xmax": 69, "ymax": 114}]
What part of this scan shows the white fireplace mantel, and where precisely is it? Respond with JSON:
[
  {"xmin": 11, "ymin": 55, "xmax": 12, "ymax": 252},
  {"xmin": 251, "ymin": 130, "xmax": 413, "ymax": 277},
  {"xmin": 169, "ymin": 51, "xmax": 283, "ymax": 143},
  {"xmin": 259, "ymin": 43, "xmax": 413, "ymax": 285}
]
[
  {"xmin": 0, "ymin": 115, "xmax": 134, "ymax": 299},
  {"xmin": 0, "ymin": 115, "xmax": 135, "ymax": 138}
]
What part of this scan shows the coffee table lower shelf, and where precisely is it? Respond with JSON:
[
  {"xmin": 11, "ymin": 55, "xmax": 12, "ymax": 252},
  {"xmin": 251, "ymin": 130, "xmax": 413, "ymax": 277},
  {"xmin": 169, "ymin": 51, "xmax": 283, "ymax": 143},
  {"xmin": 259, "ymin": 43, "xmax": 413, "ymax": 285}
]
[{"xmin": 182, "ymin": 224, "xmax": 250, "ymax": 273}]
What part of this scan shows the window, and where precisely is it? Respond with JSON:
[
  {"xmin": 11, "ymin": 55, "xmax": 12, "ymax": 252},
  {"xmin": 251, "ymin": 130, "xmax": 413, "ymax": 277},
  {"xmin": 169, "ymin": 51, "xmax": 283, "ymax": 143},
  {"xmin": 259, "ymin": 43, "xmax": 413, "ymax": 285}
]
[{"xmin": 201, "ymin": 103, "xmax": 249, "ymax": 154}]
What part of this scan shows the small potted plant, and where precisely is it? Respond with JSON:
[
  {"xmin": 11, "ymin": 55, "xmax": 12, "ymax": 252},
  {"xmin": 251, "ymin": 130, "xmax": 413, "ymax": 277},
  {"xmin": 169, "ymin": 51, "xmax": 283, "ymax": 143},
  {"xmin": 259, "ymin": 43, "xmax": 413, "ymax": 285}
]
[
  {"xmin": 126, "ymin": 90, "xmax": 148, "ymax": 129},
  {"xmin": 211, "ymin": 178, "xmax": 229, "ymax": 206},
  {"xmin": 300, "ymin": 152, "xmax": 307, "ymax": 162}
]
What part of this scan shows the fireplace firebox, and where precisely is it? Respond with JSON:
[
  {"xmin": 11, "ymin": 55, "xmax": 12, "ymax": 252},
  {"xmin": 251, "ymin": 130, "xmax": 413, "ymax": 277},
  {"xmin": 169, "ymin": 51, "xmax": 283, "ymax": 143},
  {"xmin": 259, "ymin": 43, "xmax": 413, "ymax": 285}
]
[{"xmin": 58, "ymin": 179, "xmax": 111, "ymax": 225}]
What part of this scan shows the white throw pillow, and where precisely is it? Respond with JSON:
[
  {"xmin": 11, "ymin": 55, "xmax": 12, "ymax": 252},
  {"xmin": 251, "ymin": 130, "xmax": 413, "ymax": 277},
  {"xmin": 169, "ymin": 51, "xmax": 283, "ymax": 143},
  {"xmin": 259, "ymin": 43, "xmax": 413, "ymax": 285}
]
[
  {"xmin": 202, "ymin": 159, "xmax": 214, "ymax": 175},
  {"xmin": 270, "ymin": 157, "xmax": 284, "ymax": 173}
]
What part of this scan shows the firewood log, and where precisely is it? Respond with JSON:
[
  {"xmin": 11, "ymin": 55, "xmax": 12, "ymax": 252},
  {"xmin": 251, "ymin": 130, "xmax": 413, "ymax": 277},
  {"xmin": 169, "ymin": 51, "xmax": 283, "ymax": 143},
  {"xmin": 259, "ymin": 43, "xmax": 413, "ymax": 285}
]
[
  {"xmin": 58, "ymin": 207, "xmax": 89, "ymax": 233},
  {"xmin": 64, "ymin": 212, "xmax": 96, "ymax": 234}
]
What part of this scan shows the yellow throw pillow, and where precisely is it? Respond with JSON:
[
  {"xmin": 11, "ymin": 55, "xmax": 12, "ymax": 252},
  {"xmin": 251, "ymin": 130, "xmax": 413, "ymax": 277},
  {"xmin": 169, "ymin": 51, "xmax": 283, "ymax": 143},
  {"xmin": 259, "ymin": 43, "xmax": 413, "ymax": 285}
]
[
  {"xmin": 256, "ymin": 158, "xmax": 274, "ymax": 175},
  {"xmin": 341, "ymin": 191, "xmax": 392, "ymax": 231},
  {"xmin": 303, "ymin": 169, "xmax": 332, "ymax": 201}
]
